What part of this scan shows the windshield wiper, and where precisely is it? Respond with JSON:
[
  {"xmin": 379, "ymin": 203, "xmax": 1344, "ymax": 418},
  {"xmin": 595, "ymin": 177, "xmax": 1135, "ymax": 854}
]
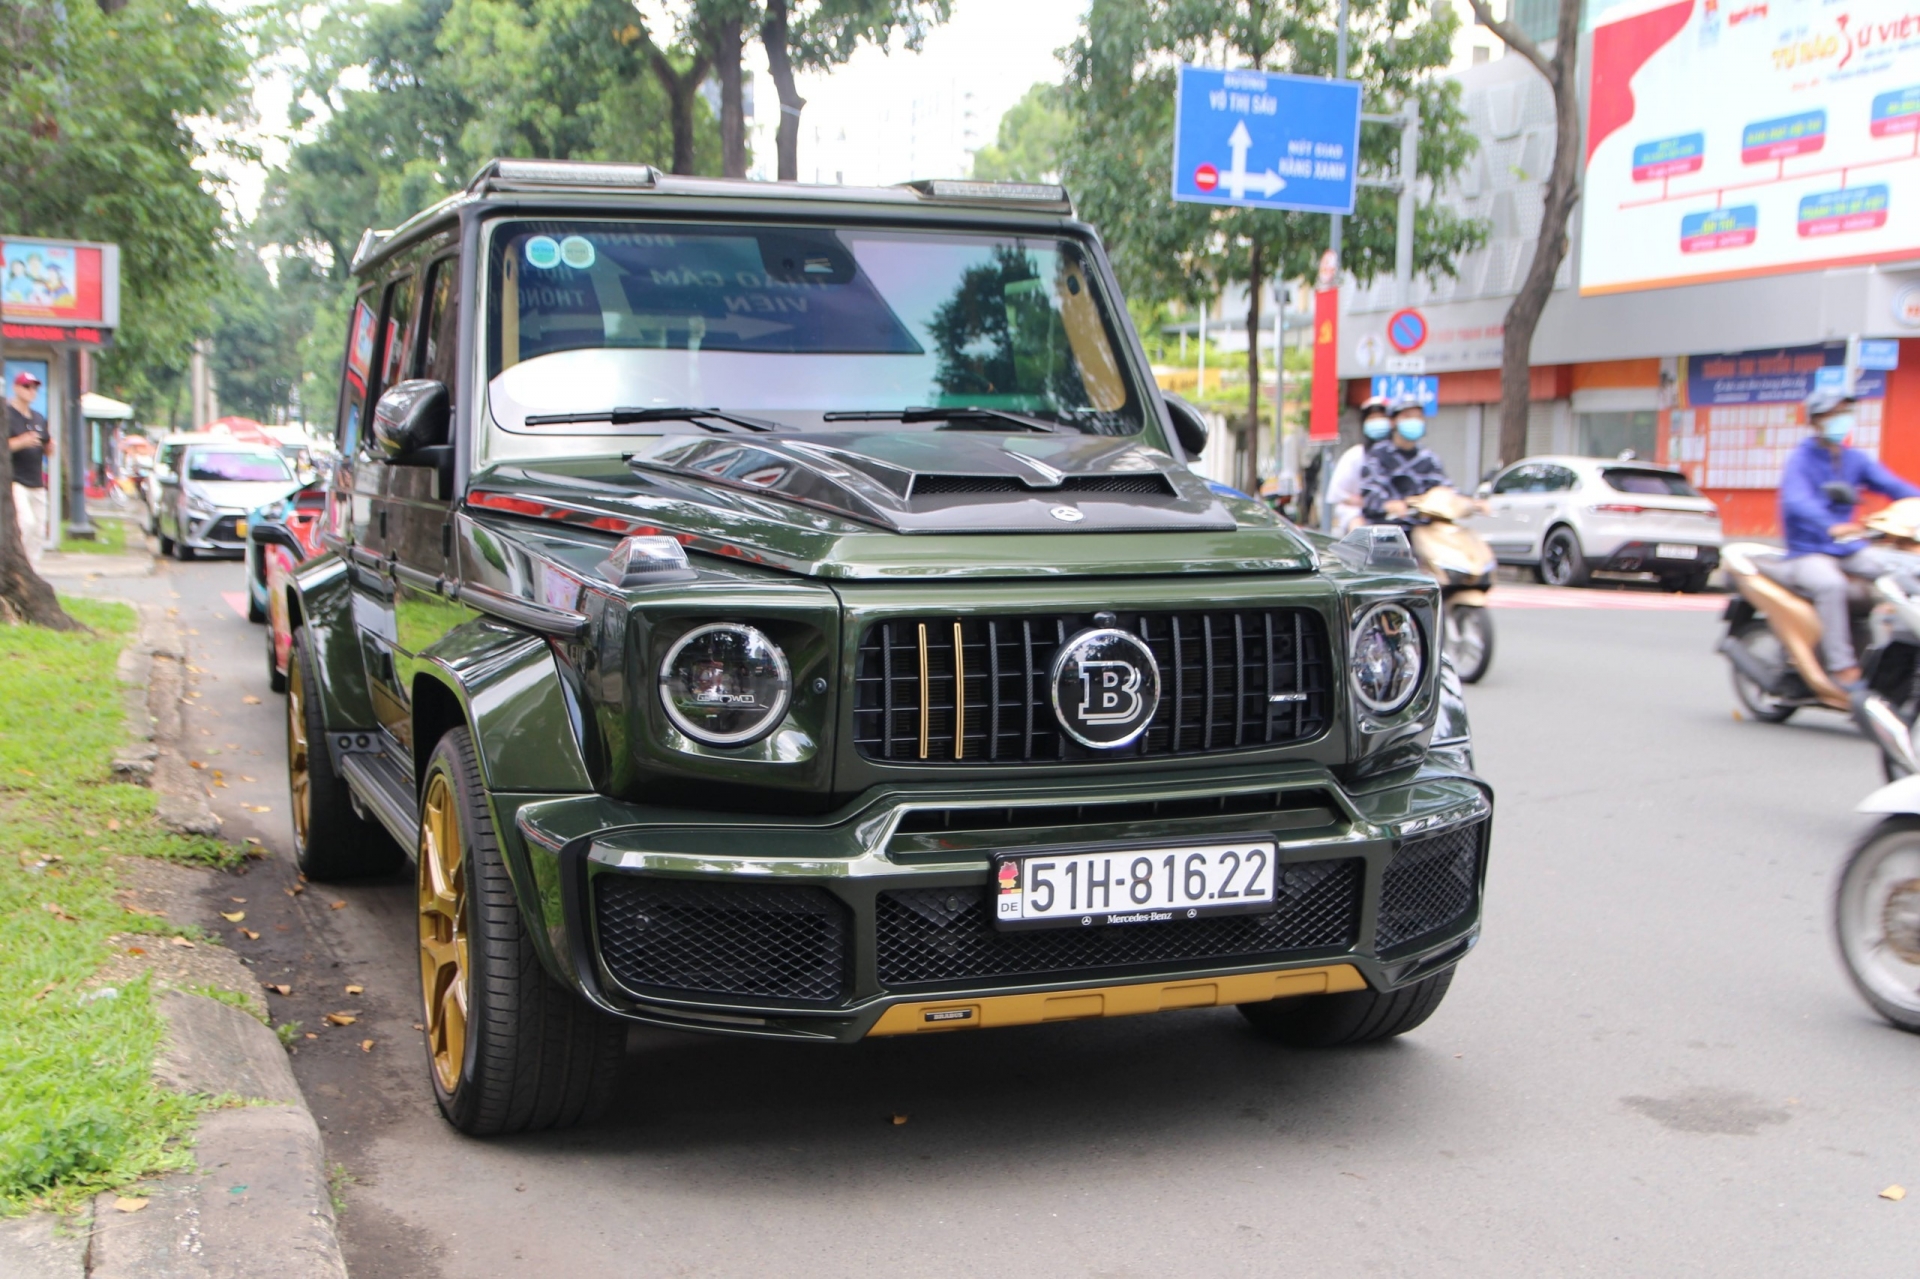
[
  {"xmin": 822, "ymin": 406, "xmax": 1062, "ymax": 433},
  {"xmin": 523, "ymin": 406, "xmax": 785, "ymax": 433}
]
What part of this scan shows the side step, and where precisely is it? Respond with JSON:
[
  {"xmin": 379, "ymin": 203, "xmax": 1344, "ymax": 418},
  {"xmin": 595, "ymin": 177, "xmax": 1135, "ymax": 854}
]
[{"xmin": 339, "ymin": 752, "xmax": 416, "ymax": 851}]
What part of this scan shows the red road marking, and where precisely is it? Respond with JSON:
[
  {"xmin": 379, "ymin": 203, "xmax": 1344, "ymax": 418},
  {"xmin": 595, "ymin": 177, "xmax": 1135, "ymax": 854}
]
[{"xmin": 222, "ymin": 591, "xmax": 249, "ymax": 618}]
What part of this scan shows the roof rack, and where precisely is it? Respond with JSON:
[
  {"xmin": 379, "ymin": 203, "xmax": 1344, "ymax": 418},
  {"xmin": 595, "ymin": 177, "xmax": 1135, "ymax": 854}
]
[
  {"xmin": 899, "ymin": 179, "xmax": 1072, "ymax": 213},
  {"xmin": 467, "ymin": 158, "xmax": 663, "ymax": 195}
]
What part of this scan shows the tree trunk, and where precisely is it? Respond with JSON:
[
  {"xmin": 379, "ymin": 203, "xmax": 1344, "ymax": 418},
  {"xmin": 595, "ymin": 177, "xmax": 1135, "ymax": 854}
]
[
  {"xmin": 716, "ymin": 17, "xmax": 746, "ymax": 178},
  {"xmin": 1244, "ymin": 241, "xmax": 1263, "ymax": 498},
  {"xmin": 761, "ymin": 0, "xmax": 805, "ymax": 182},
  {"xmin": 1485, "ymin": 0, "xmax": 1583, "ymax": 469},
  {"xmin": 646, "ymin": 46, "xmax": 712, "ymax": 175},
  {"xmin": 0, "ymin": 49, "xmax": 82, "ymax": 629}
]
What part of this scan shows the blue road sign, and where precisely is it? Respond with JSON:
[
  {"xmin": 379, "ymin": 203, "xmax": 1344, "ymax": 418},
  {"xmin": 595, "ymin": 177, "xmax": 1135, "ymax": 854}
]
[
  {"xmin": 1172, "ymin": 66, "xmax": 1362, "ymax": 214},
  {"xmin": 1371, "ymin": 375, "xmax": 1439, "ymax": 409},
  {"xmin": 1858, "ymin": 338, "xmax": 1901, "ymax": 371}
]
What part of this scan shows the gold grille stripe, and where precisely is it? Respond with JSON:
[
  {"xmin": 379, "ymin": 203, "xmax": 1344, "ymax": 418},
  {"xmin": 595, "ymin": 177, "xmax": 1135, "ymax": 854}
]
[
  {"xmin": 917, "ymin": 623, "xmax": 930, "ymax": 760},
  {"xmin": 953, "ymin": 621, "xmax": 966, "ymax": 760}
]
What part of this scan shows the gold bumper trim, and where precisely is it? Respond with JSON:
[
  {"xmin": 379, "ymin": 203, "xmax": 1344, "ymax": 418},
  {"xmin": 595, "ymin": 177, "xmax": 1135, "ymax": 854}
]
[{"xmin": 865, "ymin": 963, "xmax": 1366, "ymax": 1037}]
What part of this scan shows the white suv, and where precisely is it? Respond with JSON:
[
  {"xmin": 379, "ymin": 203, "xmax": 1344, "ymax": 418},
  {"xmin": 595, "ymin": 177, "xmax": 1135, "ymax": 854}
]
[{"xmin": 1468, "ymin": 456, "xmax": 1724, "ymax": 591}]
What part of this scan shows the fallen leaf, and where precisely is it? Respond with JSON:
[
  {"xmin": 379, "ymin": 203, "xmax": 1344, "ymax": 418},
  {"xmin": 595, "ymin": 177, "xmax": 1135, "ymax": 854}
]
[
  {"xmin": 113, "ymin": 1196, "xmax": 149, "ymax": 1214},
  {"xmin": 230, "ymin": 897, "xmax": 246, "ymax": 904},
  {"xmin": 189, "ymin": 760, "xmax": 205, "ymax": 770},
  {"xmin": 82, "ymin": 829, "xmax": 97, "ymax": 837},
  {"xmin": 344, "ymin": 984, "xmax": 363, "ymax": 995},
  {"xmin": 41, "ymin": 901, "xmax": 76, "ymax": 923},
  {"xmin": 412, "ymin": 1022, "xmax": 424, "ymax": 1030},
  {"xmin": 264, "ymin": 984, "xmax": 291, "ymax": 996},
  {"xmin": 890, "ymin": 1114, "xmax": 909, "ymax": 1126},
  {"xmin": 107, "ymin": 819, "xmax": 120, "ymax": 831},
  {"xmin": 240, "ymin": 775, "xmax": 256, "ymax": 783},
  {"xmin": 1883, "ymin": 1185, "xmax": 1907, "ymax": 1201},
  {"xmin": 325, "ymin": 1012, "xmax": 357, "ymax": 1027},
  {"xmin": 239, "ymin": 928, "xmax": 259, "ymax": 940},
  {"xmin": 123, "ymin": 904, "xmax": 163, "ymax": 918},
  {"xmin": 220, "ymin": 911, "xmax": 245, "ymax": 922},
  {"xmin": 242, "ymin": 695, "xmax": 261, "ymax": 705},
  {"xmin": 285, "ymin": 884, "xmax": 304, "ymax": 897},
  {"xmin": 169, "ymin": 936, "xmax": 195, "ymax": 949},
  {"xmin": 329, "ymin": 900, "xmax": 346, "ymax": 910},
  {"xmin": 124, "ymin": 946, "xmax": 145, "ymax": 956},
  {"xmin": 304, "ymin": 1032, "xmax": 317, "ymax": 1040},
  {"xmin": 30, "ymin": 982, "xmax": 55, "ymax": 1001},
  {"xmin": 245, "ymin": 804, "xmax": 271, "ymax": 813},
  {"xmin": 360, "ymin": 1039, "xmax": 375, "ymax": 1052}
]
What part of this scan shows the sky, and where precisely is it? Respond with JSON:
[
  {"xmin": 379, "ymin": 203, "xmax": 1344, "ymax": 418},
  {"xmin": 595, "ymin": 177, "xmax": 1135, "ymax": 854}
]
[{"xmin": 215, "ymin": 0, "xmax": 1092, "ymax": 223}]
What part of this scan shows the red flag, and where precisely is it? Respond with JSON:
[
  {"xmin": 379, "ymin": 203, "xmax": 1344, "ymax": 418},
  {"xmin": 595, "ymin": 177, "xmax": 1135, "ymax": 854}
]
[{"xmin": 1309, "ymin": 287, "xmax": 1340, "ymax": 440}]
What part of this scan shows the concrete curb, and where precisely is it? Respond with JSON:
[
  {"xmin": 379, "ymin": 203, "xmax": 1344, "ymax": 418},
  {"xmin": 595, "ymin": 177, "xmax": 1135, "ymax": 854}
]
[{"xmin": 127, "ymin": 604, "xmax": 222, "ymax": 837}]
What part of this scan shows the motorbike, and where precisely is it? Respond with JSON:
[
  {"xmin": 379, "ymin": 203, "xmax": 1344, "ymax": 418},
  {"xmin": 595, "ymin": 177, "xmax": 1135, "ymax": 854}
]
[
  {"xmin": 1718, "ymin": 498, "xmax": 1920, "ymax": 743},
  {"xmin": 1837, "ymin": 750, "xmax": 1920, "ymax": 1033},
  {"xmin": 1404, "ymin": 486, "xmax": 1499, "ymax": 684}
]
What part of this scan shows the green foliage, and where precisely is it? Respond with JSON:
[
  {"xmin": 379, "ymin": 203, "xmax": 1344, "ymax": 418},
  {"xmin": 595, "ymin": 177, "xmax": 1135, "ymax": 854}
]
[
  {"xmin": 0, "ymin": 0, "xmax": 250, "ymax": 416},
  {"xmin": 0, "ymin": 598, "xmax": 236, "ymax": 1210},
  {"xmin": 1063, "ymin": 0, "xmax": 1486, "ymax": 307},
  {"xmin": 971, "ymin": 83, "xmax": 1071, "ymax": 182}
]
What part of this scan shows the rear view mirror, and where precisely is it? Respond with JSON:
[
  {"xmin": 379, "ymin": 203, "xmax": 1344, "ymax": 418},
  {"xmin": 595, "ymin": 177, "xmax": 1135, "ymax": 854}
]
[
  {"xmin": 1163, "ymin": 394, "xmax": 1209, "ymax": 458},
  {"xmin": 373, "ymin": 379, "xmax": 450, "ymax": 459}
]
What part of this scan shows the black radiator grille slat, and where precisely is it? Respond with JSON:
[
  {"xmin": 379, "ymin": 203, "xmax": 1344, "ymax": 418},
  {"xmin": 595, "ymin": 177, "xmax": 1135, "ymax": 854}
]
[
  {"xmin": 595, "ymin": 877, "xmax": 850, "ymax": 1004},
  {"xmin": 875, "ymin": 858, "xmax": 1362, "ymax": 989},
  {"xmin": 1376, "ymin": 820, "xmax": 1486, "ymax": 951},
  {"xmin": 853, "ymin": 608, "xmax": 1332, "ymax": 764}
]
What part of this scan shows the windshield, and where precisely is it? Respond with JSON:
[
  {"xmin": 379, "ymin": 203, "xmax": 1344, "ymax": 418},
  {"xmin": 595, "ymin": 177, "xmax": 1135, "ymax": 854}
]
[
  {"xmin": 1602, "ymin": 467, "xmax": 1698, "ymax": 497},
  {"xmin": 188, "ymin": 450, "xmax": 293, "ymax": 483},
  {"xmin": 483, "ymin": 220, "xmax": 1144, "ymax": 439}
]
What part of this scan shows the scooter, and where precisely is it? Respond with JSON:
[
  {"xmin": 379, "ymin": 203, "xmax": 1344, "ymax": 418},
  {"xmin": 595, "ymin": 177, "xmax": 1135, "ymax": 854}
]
[
  {"xmin": 1718, "ymin": 498, "xmax": 1920, "ymax": 727},
  {"xmin": 1404, "ymin": 487, "xmax": 1499, "ymax": 684},
  {"xmin": 1837, "ymin": 749, "xmax": 1920, "ymax": 1033}
]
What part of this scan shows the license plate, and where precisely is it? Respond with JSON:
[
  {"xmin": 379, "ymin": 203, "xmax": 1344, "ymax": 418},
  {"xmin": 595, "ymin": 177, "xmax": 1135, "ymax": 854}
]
[
  {"xmin": 994, "ymin": 841, "xmax": 1277, "ymax": 930},
  {"xmin": 1656, "ymin": 543, "xmax": 1698, "ymax": 559}
]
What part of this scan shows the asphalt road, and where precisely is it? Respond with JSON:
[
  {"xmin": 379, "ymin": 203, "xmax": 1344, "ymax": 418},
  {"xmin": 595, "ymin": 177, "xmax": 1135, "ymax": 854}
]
[{"xmin": 75, "ymin": 556, "xmax": 1920, "ymax": 1277}]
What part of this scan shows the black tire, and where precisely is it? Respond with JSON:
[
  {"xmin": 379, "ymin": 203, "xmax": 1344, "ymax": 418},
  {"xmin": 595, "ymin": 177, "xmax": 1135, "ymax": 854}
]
[
  {"xmin": 286, "ymin": 628, "xmax": 397, "ymax": 880},
  {"xmin": 1537, "ymin": 526, "xmax": 1589, "ymax": 588},
  {"xmin": 420, "ymin": 727, "xmax": 624, "ymax": 1135},
  {"xmin": 265, "ymin": 621, "xmax": 287, "ymax": 694},
  {"xmin": 1835, "ymin": 817, "xmax": 1920, "ymax": 1034},
  {"xmin": 1444, "ymin": 603, "xmax": 1494, "ymax": 684},
  {"xmin": 1239, "ymin": 968, "xmax": 1454, "ymax": 1048},
  {"xmin": 157, "ymin": 533, "xmax": 175, "ymax": 557},
  {"xmin": 1728, "ymin": 619, "xmax": 1796, "ymax": 724},
  {"xmin": 246, "ymin": 589, "xmax": 266, "ymax": 624},
  {"xmin": 173, "ymin": 537, "xmax": 195, "ymax": 561}
]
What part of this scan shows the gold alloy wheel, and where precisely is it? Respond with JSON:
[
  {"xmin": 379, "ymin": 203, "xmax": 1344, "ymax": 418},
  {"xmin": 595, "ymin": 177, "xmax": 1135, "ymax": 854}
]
[
  {"xmin": 418, "ymin": 772, "xmax": 469, "ymax": 1094},
  {"xmin": 286, "ymin": 654, "xmax": 311, "ymax": 845}
]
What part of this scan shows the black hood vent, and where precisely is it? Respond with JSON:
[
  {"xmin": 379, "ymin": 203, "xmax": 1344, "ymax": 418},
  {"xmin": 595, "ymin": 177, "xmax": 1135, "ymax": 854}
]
[{"xmin": 910, "ymin": 473, "xmax": 1176, "ymax": 499}]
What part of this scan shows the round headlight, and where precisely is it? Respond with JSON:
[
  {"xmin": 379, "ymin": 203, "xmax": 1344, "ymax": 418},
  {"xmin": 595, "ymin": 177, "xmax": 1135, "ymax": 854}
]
[
  {"xmin": 658, "ymin": 623, "xmax": 791, "ymax": 746},
  {"xmin": 1350, "ymin": 602, "xmax": 1424, "ymax": 715}
]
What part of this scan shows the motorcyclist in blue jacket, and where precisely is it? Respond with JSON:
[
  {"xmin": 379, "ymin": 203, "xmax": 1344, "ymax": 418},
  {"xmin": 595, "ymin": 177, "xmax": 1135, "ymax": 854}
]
[{"xmin": 1771, "ymin": 390, "xmax": 1920, "ymax": 687}]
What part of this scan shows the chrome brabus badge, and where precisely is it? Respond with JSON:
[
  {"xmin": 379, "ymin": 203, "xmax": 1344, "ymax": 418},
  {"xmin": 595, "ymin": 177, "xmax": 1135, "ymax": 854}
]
[
  {"xmin": 1048, "ymin": 628, "xmax": 1162, "ymax": 749},
  {"xmin": 1049, "ymin": 505, "xmax": 1085, "ymax": 522}
]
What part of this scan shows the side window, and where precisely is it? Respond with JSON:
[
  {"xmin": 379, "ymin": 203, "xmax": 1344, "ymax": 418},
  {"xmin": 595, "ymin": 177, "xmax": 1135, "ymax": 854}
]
[
  {"xmin": 1492, "ymin": 465, "xmax": 1535, "ymax": 495},
  {"xmin": 336, "ymin": 290, "xmax": 377, "ymax": 457},
  {"xmin": 420, "ymin": 258, "xmax": 459, "ymax": 387},
  {"xmin": 363, "ymin": 274, "xmax": 418, "ymax": 456},
  {"xmin": 1546, "ymin": 466, "xmax": 1579, "ymax": 492}
]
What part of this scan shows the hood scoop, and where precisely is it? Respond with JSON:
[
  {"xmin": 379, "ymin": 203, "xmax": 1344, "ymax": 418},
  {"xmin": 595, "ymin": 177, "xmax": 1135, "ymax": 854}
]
[{"xmin": 625, "ymin": 430, "xmax": 1232, "ymax": 534}]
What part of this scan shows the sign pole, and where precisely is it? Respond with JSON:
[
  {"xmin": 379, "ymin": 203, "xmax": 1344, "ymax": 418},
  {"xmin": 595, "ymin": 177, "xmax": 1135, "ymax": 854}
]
[{"xmin": 63, "ymin": 349, "xmax": 92, "ymax": 539}]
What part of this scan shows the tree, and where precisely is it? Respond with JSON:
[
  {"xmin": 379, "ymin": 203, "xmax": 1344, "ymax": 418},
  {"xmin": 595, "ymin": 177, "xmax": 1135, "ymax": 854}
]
[
  {"xmin": 760, "ymin": 0, "xmax": 951, "ymax": 181},
  {"xmin": 1065, "ymin": 0, "xmax": 1485, "ymax": 495},
  {"xmin": 1466, "ymin": 0, "xmax": 1580, "ymax": 468},
  {"xmin": 971, "ymin": 83, "xmax": 1070, "ymax": 182}
]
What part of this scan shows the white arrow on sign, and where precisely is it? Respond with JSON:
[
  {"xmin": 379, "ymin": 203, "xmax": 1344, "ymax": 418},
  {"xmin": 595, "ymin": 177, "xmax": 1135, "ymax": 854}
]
[{"xmin": 1223, "ymin": 120, "xmax": 1286, "ymax": 200}]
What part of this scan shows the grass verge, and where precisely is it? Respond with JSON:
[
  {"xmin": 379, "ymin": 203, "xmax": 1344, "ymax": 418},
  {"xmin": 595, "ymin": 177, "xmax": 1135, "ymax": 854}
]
[
  {"xmin": 57, "ymin": 517, "xmax": 130, "ymax": 556},
  {"xmin": 0, "ymin": 598, "xmax": 235, "ymax": 1213}
]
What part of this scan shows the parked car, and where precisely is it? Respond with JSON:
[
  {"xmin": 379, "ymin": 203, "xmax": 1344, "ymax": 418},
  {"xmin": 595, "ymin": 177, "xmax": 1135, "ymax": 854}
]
[
  {"xmin": 244, "ymin": 482, "xmax": 327, "ymax": 690},
  {"xmin": 143, "ymin": 433, "xmax": 212, "ymax": 535},
  {"xmin": 1468, "ymin": 455, "xmax": 1723, "ymax": 591},
  {"xmin": 277, "ymin": 159, "xmax": 1493, "ymax": 1137},
  {"xmin": 153, "ymin": 441, "xmax": 302, "ymax": 560}
]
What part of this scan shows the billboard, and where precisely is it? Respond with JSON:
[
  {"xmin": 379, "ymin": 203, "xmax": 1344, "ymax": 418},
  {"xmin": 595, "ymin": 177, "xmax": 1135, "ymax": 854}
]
[
  {"xmin": 0, "ymin": 237, "xmax": 119, "ymax": 346},
  {"xmin": 1581, "ymin": 0, "xmax": 1920, "ymax": 296}
]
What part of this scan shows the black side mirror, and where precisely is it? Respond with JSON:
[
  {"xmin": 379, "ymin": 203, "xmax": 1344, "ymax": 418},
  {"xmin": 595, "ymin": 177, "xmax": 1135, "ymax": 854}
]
[
  {"xmin": 372, "ymin": 379, "xmax": 450, "ymax": 460},
  {"xmin": 248, "ymin": 521, "xmax": 303, "ymax": 555},
  {"xmin": 1163, "ymin": 394, "xmax": 1209, "ymax": 458}
]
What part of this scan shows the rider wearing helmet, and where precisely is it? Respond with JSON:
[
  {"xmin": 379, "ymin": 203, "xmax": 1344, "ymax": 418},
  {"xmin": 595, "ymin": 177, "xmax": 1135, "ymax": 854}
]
[
  {"xmin": 1360, "ymin": 397, "xmax": 1451, "ymax": 523},
  {"xmin": 1772, "ymin": 390, "xmax": 1920, "ymax": 687},
  {"xmin": 1326, "ymin": 396, "xmax": 1390, "ymax": 533}
]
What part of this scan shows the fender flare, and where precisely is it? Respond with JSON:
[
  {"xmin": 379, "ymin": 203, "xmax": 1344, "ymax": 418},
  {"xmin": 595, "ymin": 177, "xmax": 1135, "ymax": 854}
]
[{"xmin": 285, "ymin": 553, "xmax": 375, "ymax": 731}]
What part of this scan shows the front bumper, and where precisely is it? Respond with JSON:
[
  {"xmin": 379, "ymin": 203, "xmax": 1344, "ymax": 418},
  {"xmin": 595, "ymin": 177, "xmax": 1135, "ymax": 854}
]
[
  {"xmin": 180, "ymin": 509, "xmax": 248, "ymax": 552},
  {"xmin": 1592, "ymin": 539, "xmax": 1721, "ymax": 578},
  {"xmin": 508, "ymin": 763, "xmax": 1492, "ymax": 1042}
]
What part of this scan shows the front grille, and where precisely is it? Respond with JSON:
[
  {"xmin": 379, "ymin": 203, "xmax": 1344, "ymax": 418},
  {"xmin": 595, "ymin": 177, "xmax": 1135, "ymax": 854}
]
[
  {"xmin": 1376, "ymin": 820, "xmax": 1484, "ymax": 950},
  {"xmin": 206, "ymin": 515, "xmax": 242, "ymax": 542},
  {"xmin": 854, "ymin": 608, "xmax": 1331, "ymax": 763},
  {"xmin": 875, "ymin": 858, "xmax": 1361, "ymax": 989},
  {"xmin": 910, "ymin": 474, "xmax": 1176, "ymax": 499},
  {"xmin": 595, "ymin": 877, "xmax": 849, "ymax": 1004}
]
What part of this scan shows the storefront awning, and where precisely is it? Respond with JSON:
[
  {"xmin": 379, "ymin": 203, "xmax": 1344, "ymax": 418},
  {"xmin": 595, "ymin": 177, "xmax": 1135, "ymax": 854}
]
[{"xmin": 80, "ymin": 392, "xmax": 133, "ymax": 420}]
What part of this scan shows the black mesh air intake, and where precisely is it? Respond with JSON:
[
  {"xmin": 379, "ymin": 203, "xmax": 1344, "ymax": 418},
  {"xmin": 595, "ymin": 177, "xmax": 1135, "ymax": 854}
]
[
  {"xmin": 875, "ymin": 858, "xmax": 1361, "ymax": 990},
  {"xmin": 595, "ymin": 876, "xmax": 850, "ymax": 1004},
  {"xmin": 1376, "ymin": 820, "xmax": 1484, "ymax": 951}
]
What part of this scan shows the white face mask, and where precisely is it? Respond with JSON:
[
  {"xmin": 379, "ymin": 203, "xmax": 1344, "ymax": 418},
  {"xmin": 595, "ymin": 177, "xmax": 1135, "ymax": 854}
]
[
  {"xmin": 1820, "ymin": 412, "xmax": 1856, "ymax": 444},
  {"xmin": 1362, "ymin": 416, "xmax": 1391, "ymax": 441},
  {"xmin": 1395, "ymin": 416, "xmax": 1427, "ymax": 442}
]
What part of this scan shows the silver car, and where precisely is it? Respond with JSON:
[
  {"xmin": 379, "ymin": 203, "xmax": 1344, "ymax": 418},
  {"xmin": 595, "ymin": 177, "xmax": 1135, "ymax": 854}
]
[
  {"xmin": 154, "ymin": 442, "xmax": 301, "ymax": 560},
  {"xmin": 1468, "ymin": 455, "xmax": 1724, "ymax": 591}
]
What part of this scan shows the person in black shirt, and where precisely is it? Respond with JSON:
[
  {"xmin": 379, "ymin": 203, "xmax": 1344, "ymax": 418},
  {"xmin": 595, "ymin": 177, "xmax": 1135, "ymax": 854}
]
[
  {"xmin": 1359, "ymin": 398, "xmax": 1452, "ymax": 523},
  {"xmin": 7, "ymin": 370, "xmax": 49, "ymax": 564}
]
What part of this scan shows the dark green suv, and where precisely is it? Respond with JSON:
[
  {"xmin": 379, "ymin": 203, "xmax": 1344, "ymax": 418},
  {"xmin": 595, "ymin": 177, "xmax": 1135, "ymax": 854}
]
[{"xmin": 275, "ymin": 159, "xmax": 1490, "ymax": 1135}]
